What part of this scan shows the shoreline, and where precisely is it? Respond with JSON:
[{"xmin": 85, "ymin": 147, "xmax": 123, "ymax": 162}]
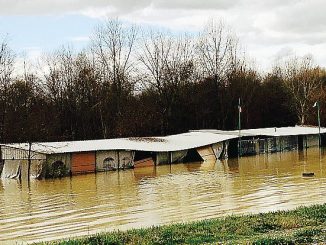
[{"xmin": 41, "ymin": 203, "xmax": 326, "ymax": 244}]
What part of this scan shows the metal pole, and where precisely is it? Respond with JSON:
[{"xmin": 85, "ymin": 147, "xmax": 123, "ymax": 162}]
[
  {"xmin": 317, "ymin": 102, "xmax": 321, "ymax": 147},
  {"xmin": 238, "ymin": 98, "xmax": 242, "ymax": 156},
  {"xmin": 27, "ymin": 142, "xmax": 32, "ymax": 181}
]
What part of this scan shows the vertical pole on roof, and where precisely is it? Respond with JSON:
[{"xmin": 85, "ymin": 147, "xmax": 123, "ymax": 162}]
[
  {"xmin": 314, "ymin": 101, "xmax": 321, "ymax": 147},
  {"xmin": 318, "ymin": 102, "xmax": 321, "ymax": 147},
  {"xmin": 238, "ymin": 98, "xmax": 242, "ymax": 156}
]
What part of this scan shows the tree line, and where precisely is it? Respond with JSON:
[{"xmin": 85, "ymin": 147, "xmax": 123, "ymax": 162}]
[{"xmin": 0, "ymin": 20, "xmax": 326, "ymax": 143}]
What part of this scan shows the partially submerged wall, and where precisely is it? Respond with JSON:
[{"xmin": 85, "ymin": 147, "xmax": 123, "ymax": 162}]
[
  {"xmin": 156, "ymin": 152, "xmax": 170, "ymax": 165},
  {"xmin": 1, "ymin": 159, "xmax": 45, "ymax": 179},
  {"xmin": 156, "ymin": 150, "xmax": 188, "ymax": 165},
  {"xmin": 239, "ymin": 136, "xmax": 297, "ymax": 156},
  {"xmin": 45, "ymin": 153, "xmax": 71, "ymax": 178},
  {"xmin": 1, "ymin": 146, "xmax": 46, "ymax": 179},
  {"xmin": 171, "ymin": 150, "xmax": 188, "ymax": 163},
  {"xmin": 96, "ymin": 150, "xmax": 134, "ymax": 171},
  {"xmin": 197, "ymin": 146, "xmax": 216, "ymax": 162},
  {"xmin": 238, "ymin": 134, "xmax": 321, "ymax": 156},
  {"xmin": 71, "ymin": 152, "xmax": 96, "ymax": 175},
  {"xmin": 306, "ymin": 135, "xmax": 319, "ymax": 147},
  {"xmin": 212, "ymin": 143, "xmax": 223, "ymax": 159}
]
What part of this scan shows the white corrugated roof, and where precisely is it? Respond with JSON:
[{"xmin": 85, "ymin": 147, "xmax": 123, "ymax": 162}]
[
  {"xmin": 2, "ymin": 132, "xmax": 237, "ymax": 154},
  {"xmin": 3, "ymin": 126, "xmax": 325, "ymax": 155},
  {"xmin": 193, "ymin": 126, "xmax": 326, "ymax": 137}
]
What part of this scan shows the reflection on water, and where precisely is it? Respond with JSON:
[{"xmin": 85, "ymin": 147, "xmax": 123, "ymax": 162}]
[{"xmin": 1, "ymin": 148, "xmax": 326, "ymax": 243}]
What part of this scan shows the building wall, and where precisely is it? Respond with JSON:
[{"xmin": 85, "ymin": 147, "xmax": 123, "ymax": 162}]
[
  {"xmin": 1, "ymin": 159, "xmax": 45, "ymax": 179},
  {"xmin": 197, "ymin": 145, "xmax": 216, "ymax": 162},
  {"xmin": 239, "ymin": 136, "xmax": 300, "ymax": 156},
  {"xmin": 46, "ymin": 153, "xmax": 72, "ymax": 171},
  {"xmin": 220, "ymin": 140, "xmax": 230, "ymax": 159},
  {"xmin": 306, "ymin": 135, "xmax": 319, "ymax": 147},
  {"xmin": 96, "ymin": 150, "xmax": 134, "ymax": 171},
  {"xmin": 45, "ymin": 153, "xmax": 72, "ymax": 177},
  {"xmin": 156, "ymin": 150, "xmax": 188, "ymax": 165},
  {"xmin": 1, "ymin": 146, "xmax": 46, "ymax": 160},
  {"xmin": 238, "ymin": 139, "xmax": 258, "ymax": 156},
  {"xmin": 171, "ymin": 150, "xmax": 188, "ymax": 163},
  {"xmin": 134, "ymin": 158, "xmax": 155, "ymax": 168},
  {"xmin": 1, "ymin": 159, "xmax": 21, "ymax": 179},
  {"xmin": 156, "ymin": 152, "xmax": 170, "ymax": 165},
  {"xmin": 212, "ymin": 143, "xmax": 223, "ymax": 159},
  {"xmin": 71, "ymin": 152, "xmax": 96, "ymax": 175},
  {"xmin": 278, "ymin": 136, "xmax": 298, "ymax": 151}
]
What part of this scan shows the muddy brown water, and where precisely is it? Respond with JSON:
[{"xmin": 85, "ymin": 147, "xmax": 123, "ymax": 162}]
[{"xmin": 1, "ymin": 147, "xmax": 326, "ymax": 244}]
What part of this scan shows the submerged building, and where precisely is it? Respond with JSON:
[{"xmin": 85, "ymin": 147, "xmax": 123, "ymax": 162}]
[
  {"xmin": 0, "ymin": 132, "xmax": 235, "ymax": 179},
  {"xmin": 1, "ymin": 126, "xmax": 325, "ymax": 179},
  {"xmin": 193, "ymin": 126, "xmax": 326, "ymax": 156}
]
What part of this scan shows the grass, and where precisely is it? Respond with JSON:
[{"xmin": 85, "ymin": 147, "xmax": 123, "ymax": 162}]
[{"xmin": 40, "ymin": 203, "xmax": 326, "ymax": 244}]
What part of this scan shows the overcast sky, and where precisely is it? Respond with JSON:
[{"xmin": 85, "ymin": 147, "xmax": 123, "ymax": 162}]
[{"xmin": 0, "ymin": 0, "xmax": 325, "ymax": 71}]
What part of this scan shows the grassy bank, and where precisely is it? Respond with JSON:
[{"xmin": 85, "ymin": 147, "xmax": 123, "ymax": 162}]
[{"xmin": 43, "ymin": 204, "xmax": 326, "ymax": 244}]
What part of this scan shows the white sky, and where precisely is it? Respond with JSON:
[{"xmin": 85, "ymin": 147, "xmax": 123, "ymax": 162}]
[{"xmin": 1, "ymin": 0, "xmax": 325, "ymax": 72}]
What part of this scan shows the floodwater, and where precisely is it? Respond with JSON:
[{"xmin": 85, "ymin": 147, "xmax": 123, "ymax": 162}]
[{"xmin": 1, "ymin": 148, "xmax": 326, "ymax": 244}]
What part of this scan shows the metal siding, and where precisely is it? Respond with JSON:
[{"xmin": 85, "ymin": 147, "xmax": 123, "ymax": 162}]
[{"xmin": 1, "ymin": 146, "xmax": 46, "ymax": 160}]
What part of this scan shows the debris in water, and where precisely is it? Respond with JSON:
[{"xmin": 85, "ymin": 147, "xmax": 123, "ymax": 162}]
[{"xmin": 302, "ymin": 172, "xmax": 315, "ymax": 177}]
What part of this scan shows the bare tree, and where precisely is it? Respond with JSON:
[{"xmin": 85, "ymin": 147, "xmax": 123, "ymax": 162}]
[
  {"xmin": 138, "ymin": 31, "xmax": 195, "ymax": 133},
  {"xmin": 196, "ymin": 20, "xmax": 238, "ymax": 86},
  {"xmin": 0, "ymin": 37, "xmax": 15, "ymax": 143},
  {"xmin": 195, "ymin": 20, "xmax": 244, "ymax": 129},
  {"xmin": 42, "ymin": 46, "xmax": 105, "ymax": 140},
  {"xmin": 91, "ymin": 19, "xmax": 138, "ymax": 116},
  {"xmin": 278, "ymin": 55, "xmax": 322, "ymax": 125}
]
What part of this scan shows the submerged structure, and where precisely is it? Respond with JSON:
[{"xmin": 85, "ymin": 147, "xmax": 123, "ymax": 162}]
[
  {"xmin": 193, "ymin": 126, "xmax": 326, "ymax": 156},
  {"xmin": 1, "ymin": 126, "xmax": 325, "ymax": 179},
  {"xmin": 0, "ymin": 132, "xmax": 235, "ymax": 179}
]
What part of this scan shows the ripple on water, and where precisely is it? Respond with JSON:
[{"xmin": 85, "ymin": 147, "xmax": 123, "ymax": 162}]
[{"xmin": 1, "ymin": 149, "xmax": 326, "ymax": 243}]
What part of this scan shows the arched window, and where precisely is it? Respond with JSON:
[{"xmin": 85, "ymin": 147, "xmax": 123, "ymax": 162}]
[
  {"xmin": 46, "ymin": 160, "xmax": 66, "ymax": 178},
  {"xmin": 103, "ymin": 157, "xmax": 116, "ymax": 170}
]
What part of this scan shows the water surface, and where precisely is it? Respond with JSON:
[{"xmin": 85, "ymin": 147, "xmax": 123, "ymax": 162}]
[{"xmin": 1, "ymin": 148, "xmax": 326, "ymax": 243}]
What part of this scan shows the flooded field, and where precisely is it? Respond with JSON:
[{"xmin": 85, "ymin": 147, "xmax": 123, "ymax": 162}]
[{"xmin": 1, "ymin": 147, "xmax": 326, "ymax": 244}]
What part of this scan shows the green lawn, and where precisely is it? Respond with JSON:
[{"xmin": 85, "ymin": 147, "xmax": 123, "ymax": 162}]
[{"xmin": 42, "ymin": 204, "xmax": 326, "ymax": 244}]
